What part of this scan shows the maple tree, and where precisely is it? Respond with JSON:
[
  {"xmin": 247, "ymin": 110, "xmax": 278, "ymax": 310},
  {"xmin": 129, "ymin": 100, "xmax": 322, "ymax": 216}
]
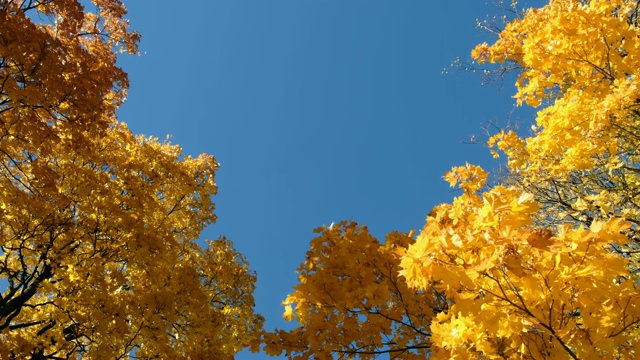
[
  {"xmin": 400, "ymin": 0, "xmax": 640, "ymax": 358},
  {"xmin": 269, "ymin": 0, "xmax": 640, "ymax": 359},
  {"xmin": 481, "ymin": 0, "xmax": 640, "ymax": 273},
  {"xmin": 256, "ymin": 221, "xmax": 441, "ymax": 359},
  {"xmin": 401, "ymin": 165, "xmax": 640, "ymax": 359},
  {"xmin": 0, "ymin": 1, "xmax": 262, "ymax": 358}
]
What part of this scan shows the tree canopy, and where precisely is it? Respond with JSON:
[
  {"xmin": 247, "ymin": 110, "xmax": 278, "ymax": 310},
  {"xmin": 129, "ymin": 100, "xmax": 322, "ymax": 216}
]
[
  {"xmin": 0, "ymin": 1, "xmax": 262, "ymax": 358},
  {"xmin": 256, "ymin": 222, "xmax": 437, "ymax": 359},
  {"xmin": 262, "ymin": 0, "xmax": 640, "ymax": 359},
  {"xmin": 6, "ymin": 0, "xmax": 640, "ymax": 359}
]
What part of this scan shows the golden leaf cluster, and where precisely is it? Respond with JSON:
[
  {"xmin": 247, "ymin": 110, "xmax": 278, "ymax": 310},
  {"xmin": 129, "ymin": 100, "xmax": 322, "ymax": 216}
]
[
  {"xmin": 6, "ymin": 0, "xmax": 640, "ymax": 358},
  {"xmin": 0, "ymin": 1, "xmax": 262, "ymax": 358},
  {"xmin": 265, "ymin": 1, "xmax": 640, "ymax": 359},
  {"xmin": 256, "ymin": 222, "xmax": 436, "ymax": 359}
]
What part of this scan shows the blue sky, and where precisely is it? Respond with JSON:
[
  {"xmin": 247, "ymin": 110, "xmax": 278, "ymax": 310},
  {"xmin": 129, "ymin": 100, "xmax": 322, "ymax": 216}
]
[{"xmin": 116, "ymin": 1, "xmax": 541, "ymax": 357}]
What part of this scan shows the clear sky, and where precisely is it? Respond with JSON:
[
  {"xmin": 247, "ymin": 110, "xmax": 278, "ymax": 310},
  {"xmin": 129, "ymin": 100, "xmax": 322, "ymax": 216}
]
[{"xmin": 116, "ymin": 1, "xmax": 541, "ymax": 358}]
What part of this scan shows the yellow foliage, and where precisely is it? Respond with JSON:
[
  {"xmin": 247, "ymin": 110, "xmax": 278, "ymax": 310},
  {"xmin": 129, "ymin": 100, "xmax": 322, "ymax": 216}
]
[
  {"xmin": 257, "ymin": 221, "xmax": 437, "ymax": 359},
  {"xmin": 479, "ymin": 0, "xmax": 640, "ymax": 184},
  {"xmin": 402, "ymin": 175, "xmax": 639, "ymax": 358},
  {"xmin": 0, "ymin": 2, "xmax": 262, "ymax": 358},
  {"xmin": 444, "ymin": 163, "xmax": 489, "ymax": 193},
  {"xmin": 400, "ymin": 3, "xmax": 640, "ymax": 350},
  {"xmin": 271, "ymin": 1, "xmax": 640, "ymax": 359}
]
